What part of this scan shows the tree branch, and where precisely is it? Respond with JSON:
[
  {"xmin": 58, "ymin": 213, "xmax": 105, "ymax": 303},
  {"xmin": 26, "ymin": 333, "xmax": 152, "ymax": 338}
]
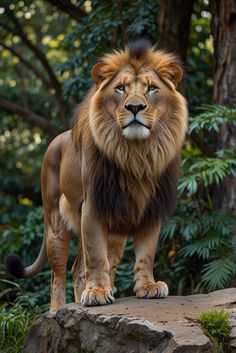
[
  {"xmin": 0, "ymin": 42, "xmax": 52, "ymax": 89},
  {"xmin": 45, "ymin": 0, "xmax": 86, "ymax": 21},
  {"xmin": 4, "ymin": 11, "xmax": 60, "ymax": 91},
  {"xmin": 3, "ymin": 9, "xmax": 68, "ymax": 126},
  {"xmin": 0, "ymin": 97, "xmax": 59, "ymax": 137}
]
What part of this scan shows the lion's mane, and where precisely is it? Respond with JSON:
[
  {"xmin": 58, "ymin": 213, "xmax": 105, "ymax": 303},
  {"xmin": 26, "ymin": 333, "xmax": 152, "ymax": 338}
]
[{"xmin": 72, "ymin": 40, "xmax": 188, "ymax": 235}]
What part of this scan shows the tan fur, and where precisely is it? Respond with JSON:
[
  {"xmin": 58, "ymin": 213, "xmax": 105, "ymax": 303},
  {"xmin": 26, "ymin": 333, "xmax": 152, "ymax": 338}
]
[
  {"xmin": 12, "ymin": 42, "xmax": 188, "ymax": 311},
  {"xmin": 59, "ymin": 194, "xmax": 80, "ymax": 233}
]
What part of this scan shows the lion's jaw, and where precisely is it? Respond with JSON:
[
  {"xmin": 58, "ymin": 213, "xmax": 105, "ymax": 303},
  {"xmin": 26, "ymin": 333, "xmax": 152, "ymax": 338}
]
[{"xmin": 122, "ymin": 121, "xmax": 151, "ymax": 140}]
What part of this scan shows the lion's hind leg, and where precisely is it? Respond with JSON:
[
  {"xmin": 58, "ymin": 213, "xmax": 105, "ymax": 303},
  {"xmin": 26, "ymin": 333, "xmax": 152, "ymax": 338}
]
[
  {"xmin": 108, "ymin": 235, "xmax": 127, "ymax": 294},
  {"xmin": 71, "ymin": 235, "xmax": 85, "ymax": 303},
  {"xmin": 59, "ymin": 194, "xmax": 85, "ymax": 303},
  {"xmin": 46, "ymin": 216, "xmax": 71, "ymax": 312}
]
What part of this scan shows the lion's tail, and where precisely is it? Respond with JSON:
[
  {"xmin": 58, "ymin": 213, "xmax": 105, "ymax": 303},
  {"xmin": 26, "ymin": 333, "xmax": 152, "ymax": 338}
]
[{"xmin": 5, "ymin": 236, "xmax": 47, "ymax": 278}]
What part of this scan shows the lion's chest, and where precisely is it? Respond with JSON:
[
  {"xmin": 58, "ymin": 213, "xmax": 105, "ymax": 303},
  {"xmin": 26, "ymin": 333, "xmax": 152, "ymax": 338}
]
[
  {"xmin": 87, "ymin": 148, "xmax": 178, "ymax": 235},
  {"xmin": 90, "ymin": 171, "xmax": 150, "ymax": 234}
]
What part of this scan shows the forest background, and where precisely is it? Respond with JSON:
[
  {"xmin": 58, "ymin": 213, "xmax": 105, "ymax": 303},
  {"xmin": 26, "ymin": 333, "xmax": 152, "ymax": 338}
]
[{"xmin": 0, "ymin": 0, "xmax": 236, "ymax": 351}]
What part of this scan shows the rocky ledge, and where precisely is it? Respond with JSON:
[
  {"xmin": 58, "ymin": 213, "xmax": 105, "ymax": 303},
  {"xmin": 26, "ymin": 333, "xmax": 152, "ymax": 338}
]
[{"xmin": 24, "ymin": 288, "xmax": 236, "ymax": 353}]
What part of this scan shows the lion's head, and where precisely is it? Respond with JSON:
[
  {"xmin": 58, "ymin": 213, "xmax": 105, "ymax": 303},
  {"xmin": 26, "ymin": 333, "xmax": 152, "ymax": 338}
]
[
  {"xmin": 72, "ymin": 40, "xmax": 188, "ymax": 232},
  {"xmin": 86, "ymin": 40, "xmax": 188, "ymax": 177}
]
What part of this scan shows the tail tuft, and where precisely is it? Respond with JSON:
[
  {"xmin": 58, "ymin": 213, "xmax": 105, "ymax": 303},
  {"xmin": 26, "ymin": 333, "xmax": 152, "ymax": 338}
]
[{"xmin": 5, "ymin": 254, "xmax": 25, "ymax": 278}]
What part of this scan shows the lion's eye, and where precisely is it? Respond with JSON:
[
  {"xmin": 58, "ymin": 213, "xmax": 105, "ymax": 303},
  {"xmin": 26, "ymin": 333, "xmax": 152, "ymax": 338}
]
[
  {"xmin": 147, "ymin": 85, "xmax": 158, "ymax": 93},
  {"xmin": 116, "ymin": 85, "xmax": 125, "ymax": 92}
]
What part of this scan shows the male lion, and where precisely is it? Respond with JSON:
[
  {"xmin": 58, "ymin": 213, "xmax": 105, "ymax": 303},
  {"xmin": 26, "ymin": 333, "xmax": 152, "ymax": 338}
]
[{"xmin": 6, "ymin": 40, "xmax": 188, "ymax": 311}]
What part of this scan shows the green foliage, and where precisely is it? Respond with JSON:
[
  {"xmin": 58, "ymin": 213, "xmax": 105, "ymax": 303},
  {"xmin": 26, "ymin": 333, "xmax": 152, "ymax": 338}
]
[
  {"xmin": 189, "ymin": 105, "xmax": 236, "ymax": 134},
  {"xmin": 202, "ymin": 258, "xmax": 236, "ymax": 292},
  {"xmin": 0, "ymin": 207, "xmax": 44, "ymax": 265},
  {"xmin": 197, "ymin": 310, "xmax": 230, "ymax": 352},
  {"xmin": 0, "ymin": 207, "xmax": 51, "ymax": 305},
  {"xmin": 179, "ymin": 153, "xmax": 236, "ymax": 195},
  {"xmin": 0, "ymin": 296, "xmax": 46, "ymax": 353},
  {"xmin": 0, "ymin": 117, "xmax": 46, "ymax": 193},
  {"xmin": 186, "ymin": 0, "xmax": 213, "ymax": 106},
  {"xmin": 58, "ymin": 0, "xmax": 159, "ymax": 101},
  {"xmin": 158, "ymin": 105, "xmax": 236, "ymax": 295}
]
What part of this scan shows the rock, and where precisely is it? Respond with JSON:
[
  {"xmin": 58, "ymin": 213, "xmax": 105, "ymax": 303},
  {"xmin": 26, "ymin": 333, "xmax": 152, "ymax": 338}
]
[
  {"xmin": 229, "ymin": 312, "xmax": 236, "ymax": 353},
  {"xmin": 23, "ymin": 288, "xmax": 236, "ymax": 353}
]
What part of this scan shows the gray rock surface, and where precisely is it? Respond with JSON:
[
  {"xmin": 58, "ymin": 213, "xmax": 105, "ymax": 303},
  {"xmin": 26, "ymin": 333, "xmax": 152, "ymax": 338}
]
[{"xmin": 23, "ymin": 288, "xmax": 236, "ymax": 353}]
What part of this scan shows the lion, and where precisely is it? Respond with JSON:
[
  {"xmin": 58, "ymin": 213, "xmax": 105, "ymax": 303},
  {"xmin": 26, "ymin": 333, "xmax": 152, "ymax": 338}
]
[{"xmin": 5, "ymin": 39, "xmax": 188, "ymax": 311}]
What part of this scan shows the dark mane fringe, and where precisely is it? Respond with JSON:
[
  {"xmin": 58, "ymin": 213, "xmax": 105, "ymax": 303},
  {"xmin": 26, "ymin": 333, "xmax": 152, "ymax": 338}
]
[
  {"xmin": 86, "ymin": 143, "xmax": 180, "ymax": 235},
  {"xmin": 126, "ymin": 39, "xmax": 152, "ymax": 60}
]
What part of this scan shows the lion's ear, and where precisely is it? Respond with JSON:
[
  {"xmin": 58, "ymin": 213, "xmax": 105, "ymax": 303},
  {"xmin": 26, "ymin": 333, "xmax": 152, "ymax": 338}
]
[
  {"xmin": 168, "ymin": 64, "xmax": 183, "ymax": 88},
  {"xmin": 91, "ymin": 62, "xmax": 105, "ymax": 84}
]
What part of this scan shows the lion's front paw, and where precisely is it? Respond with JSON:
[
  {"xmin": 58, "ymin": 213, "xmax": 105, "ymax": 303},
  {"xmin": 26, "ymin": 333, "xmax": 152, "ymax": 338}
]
[
  {"xmin": 81, "ymin": 287, "xmax": 115, "ymax": 306},
  {"xmin": 135, "ymin": 281, "xmax": 168, "ymax": 299}
]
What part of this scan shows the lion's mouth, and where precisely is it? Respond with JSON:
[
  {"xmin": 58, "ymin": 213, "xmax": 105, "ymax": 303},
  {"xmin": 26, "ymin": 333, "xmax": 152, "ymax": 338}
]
[{"xmin": 122, "ymin": 119, "xmax": 150, "ymax": 129}]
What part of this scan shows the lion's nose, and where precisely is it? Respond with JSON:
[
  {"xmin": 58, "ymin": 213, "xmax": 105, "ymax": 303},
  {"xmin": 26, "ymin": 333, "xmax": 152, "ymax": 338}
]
[{"xmin": 125, "ymin": 104, "xmax": 147, "ymax": 115}]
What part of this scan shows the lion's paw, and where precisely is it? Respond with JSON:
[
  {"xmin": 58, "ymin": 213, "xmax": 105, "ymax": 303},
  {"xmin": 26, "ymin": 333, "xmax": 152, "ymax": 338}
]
[
  {"xmin": 81, "ymin": 287, "xmax": 115, "ymax": 306},
  {"xmin": 136, "ymin": 281, "xmax": 168, "ymax": 299}
]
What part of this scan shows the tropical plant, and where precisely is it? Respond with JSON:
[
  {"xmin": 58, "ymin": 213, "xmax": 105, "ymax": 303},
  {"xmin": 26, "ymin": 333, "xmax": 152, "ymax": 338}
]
[{"xmin": 155, "ymin": 105, "xmax": 236, "ymax": 295}]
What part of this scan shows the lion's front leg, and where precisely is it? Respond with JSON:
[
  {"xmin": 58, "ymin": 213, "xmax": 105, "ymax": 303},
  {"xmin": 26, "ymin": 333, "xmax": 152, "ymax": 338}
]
[
  {"xmin": 80, "ymin": 201, "xmax": 114, "ymax": 306},
  {"xmin": 133, "ymin": 223, "xmax": 168, "ymax": 299}
]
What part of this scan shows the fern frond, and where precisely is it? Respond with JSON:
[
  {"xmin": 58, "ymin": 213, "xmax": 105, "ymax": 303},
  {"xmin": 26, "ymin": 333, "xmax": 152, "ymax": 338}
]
[
  {"xmin": 189, "ymin": 105, "xmax": 236, "ymax": 134},
  {"xmin": 201, "ymin": 258, "xmax": 236, "ymax": 291},
  {"xmin": 178, "ymin": 153, "xmax": 236, "ymax": 195},
  {"xmin": 180, "ymin": 234, "xmax": 230, "ymax": 260}
]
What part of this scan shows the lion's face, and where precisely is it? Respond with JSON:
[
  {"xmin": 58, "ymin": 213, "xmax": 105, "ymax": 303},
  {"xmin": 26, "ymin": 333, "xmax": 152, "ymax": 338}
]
[
  {"xmin": 105, "ymin": 65, "xmax": 174, "ymax": 140},
  {"xmin": 90, "ymin": 50, "xmax": 186, "ymax": 143},
  {"xmin": 86, "ymin": 43, "xmax": 188, "ymax": 175}
]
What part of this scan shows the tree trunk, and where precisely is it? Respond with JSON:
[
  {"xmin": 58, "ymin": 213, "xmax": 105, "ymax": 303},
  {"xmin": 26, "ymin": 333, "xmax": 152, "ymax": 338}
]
[
  {"xmin": 158, "ymin": 0, "xmax": 194, "ymax": 64},
  {"xmin": 210, "ymin": 0, "xmax": 236, "ymax": 213}
]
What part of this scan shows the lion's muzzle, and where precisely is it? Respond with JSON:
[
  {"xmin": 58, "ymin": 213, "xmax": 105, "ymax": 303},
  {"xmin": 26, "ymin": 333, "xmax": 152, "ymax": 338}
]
[
  {"xmin": 122, "ymin": 118, "xmax": 150, "ymax": 130},
  {"xmin": 124, "ymin": 103, "xmax": 147, "ymax": 115},
  {"xmin": 121, "ymin": 104, "xmax": 151, "ymax": 139}
]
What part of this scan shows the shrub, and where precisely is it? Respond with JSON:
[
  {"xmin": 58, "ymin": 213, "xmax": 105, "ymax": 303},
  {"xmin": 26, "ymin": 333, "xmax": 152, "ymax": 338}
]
[
  {"xmin": 0, "ymin": 296, "xmax": 46, "ymax": 353},
  {"xmin": 197, "ymin": 310, "xmax": 230, "ymax": 352}
]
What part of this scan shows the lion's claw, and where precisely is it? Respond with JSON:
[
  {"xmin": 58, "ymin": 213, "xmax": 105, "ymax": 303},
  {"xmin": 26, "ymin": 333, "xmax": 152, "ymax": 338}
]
[
  {"xmin": 136, "ymin": 281, "xmax": 168, "ymax": 299},
  {"xmin": 81, "ymin": 287, "xmax": 115, "ymax": 306}
]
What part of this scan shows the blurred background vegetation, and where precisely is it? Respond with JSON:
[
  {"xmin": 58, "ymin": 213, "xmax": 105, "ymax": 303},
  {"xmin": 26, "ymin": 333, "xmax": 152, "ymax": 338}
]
[{"xmin": 0, "ymin": 0, "xmax": 236, "ymax": 351}]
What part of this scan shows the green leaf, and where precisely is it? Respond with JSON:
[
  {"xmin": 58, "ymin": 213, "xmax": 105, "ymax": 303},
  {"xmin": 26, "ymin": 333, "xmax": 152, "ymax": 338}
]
[{"xmin": 201, "ymin": 258, "xmax": 236, "ymax": 291}]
